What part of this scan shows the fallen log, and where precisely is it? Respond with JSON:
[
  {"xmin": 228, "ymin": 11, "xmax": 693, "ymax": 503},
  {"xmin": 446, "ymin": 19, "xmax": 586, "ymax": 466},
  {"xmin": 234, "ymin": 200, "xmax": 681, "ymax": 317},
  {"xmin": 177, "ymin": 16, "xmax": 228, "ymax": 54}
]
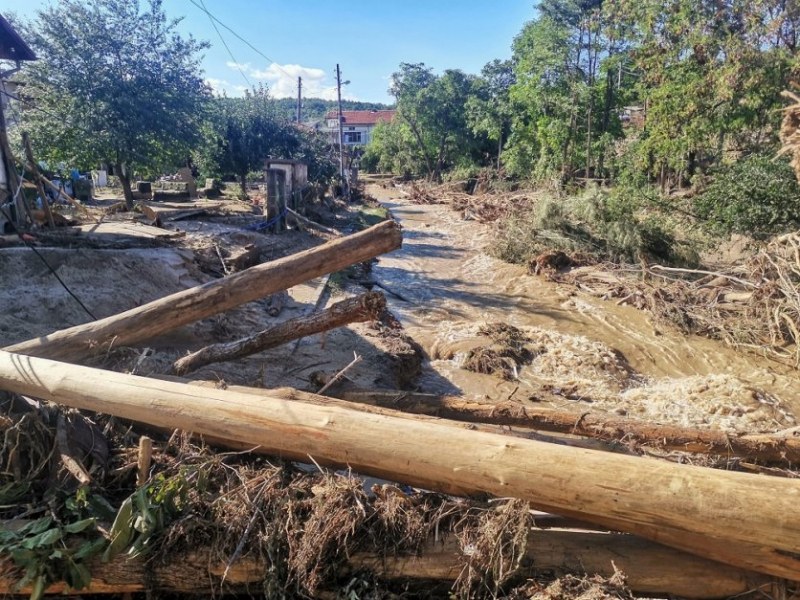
[
  {"xmin": 0, "ymin": 530, "xmax": 775, "ymax": 599},
  {"xmin": 1, "ymin": 351, "xmax": 800, "ymax": 579},
  {"xmin": 172, "ymin": 292, "xmax": 387, "ymax": 375},
  {"xmin": 4, "ymin": 220, "xmax": 401, "ymax": 362},
  {"xmin": 337, "ymin": 390, "xmax": 800, "ymax": 464},
  {"xmin": 286, "ymin": 206, "xmax": 341, "ymax": 236}
]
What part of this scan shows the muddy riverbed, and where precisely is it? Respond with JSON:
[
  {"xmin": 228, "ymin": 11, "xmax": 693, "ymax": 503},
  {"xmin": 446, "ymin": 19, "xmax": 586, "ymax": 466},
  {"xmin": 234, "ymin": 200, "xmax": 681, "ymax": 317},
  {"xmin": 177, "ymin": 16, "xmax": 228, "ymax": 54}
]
[{"xmin": 369, "ymin": 184, "xmax": 799, "ymax": 433}]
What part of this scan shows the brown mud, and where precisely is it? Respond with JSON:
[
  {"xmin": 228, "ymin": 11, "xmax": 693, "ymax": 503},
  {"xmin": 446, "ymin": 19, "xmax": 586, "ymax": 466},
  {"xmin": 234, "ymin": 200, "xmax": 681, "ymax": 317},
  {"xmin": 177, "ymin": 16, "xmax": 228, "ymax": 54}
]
[{"xmin": 368, "ymin": 183, "xmax": 800, "ymax": 433}]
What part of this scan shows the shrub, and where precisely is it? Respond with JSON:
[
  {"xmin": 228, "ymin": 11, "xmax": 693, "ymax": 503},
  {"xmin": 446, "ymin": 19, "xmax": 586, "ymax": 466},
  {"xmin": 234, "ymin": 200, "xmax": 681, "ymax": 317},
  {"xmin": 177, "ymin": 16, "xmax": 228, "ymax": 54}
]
[{"xmin": 694, "ymin": 154, "xmax": 800, "ymax": 237}]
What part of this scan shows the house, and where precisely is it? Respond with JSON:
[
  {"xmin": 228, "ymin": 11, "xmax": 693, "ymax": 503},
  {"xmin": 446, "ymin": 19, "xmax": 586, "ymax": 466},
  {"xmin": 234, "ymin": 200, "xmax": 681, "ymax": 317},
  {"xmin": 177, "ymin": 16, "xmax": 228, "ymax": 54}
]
[{"xmin": 321, "ymin": 110, "xmax": 396, "ymax": 146}]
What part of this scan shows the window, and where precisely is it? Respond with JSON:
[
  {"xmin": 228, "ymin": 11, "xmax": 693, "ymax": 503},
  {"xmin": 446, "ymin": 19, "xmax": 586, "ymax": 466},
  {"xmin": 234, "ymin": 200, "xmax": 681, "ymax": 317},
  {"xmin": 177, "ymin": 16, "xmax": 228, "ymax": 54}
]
[{"xmin": 344, "ymin": 131, "xmax": 362, "ymax": 143}]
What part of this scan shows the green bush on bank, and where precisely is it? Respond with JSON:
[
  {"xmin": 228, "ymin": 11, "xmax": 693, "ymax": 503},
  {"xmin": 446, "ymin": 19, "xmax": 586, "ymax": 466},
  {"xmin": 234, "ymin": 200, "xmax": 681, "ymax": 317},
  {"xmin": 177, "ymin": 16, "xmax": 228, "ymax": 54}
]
[{"xmin": 693, "ymin": 154, "xmax": 800, "ymax": 238}]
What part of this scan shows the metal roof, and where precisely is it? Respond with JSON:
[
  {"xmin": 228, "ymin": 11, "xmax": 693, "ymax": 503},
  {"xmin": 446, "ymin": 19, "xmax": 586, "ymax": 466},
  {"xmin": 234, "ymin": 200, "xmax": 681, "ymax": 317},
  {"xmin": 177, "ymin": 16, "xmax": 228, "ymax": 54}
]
[{"xmin": 0, "ymin": 14, "xmax": 36, "ymax": 62}]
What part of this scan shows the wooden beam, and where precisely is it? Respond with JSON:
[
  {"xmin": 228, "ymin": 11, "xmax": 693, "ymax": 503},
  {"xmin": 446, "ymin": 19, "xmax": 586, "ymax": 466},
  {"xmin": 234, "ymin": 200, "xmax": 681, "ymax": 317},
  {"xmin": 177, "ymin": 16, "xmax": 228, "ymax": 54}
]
[
  {"xmin": 21, "ymin": 132, "xmax": 55, "ymax": 228},
  {"xmin": 4, "ymin": 220, "xmax": 402, "ymax": 362},
  {"xmin": 0, "ymin": 351, "xmax": 799, "ymax": 579}
]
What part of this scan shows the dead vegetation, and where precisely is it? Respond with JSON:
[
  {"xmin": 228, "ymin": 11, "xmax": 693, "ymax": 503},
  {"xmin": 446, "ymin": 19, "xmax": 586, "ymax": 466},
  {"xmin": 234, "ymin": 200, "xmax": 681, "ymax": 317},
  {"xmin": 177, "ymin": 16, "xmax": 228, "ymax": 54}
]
[{"xmin": 549, "ymin": 232, "xmax": 800, "ymax": 368}]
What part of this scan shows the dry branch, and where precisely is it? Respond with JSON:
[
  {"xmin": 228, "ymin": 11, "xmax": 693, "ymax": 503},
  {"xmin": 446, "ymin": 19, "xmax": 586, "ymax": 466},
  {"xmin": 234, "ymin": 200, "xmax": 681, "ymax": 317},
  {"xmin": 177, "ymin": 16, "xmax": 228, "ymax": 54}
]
[
  {"xmin": 4, "ymin": 220, "xmax": 402, "ymax": 362},
  {"xmin": 2, "ymin": 351, "xmax": 800, "ymax": 579},
  {"xmin": 337, "ymin": 390, "xmax": 800, "ymax": 464},
  {"xmin": 172, "ymin": 292, "xmax": 386, "ymax": 375}
]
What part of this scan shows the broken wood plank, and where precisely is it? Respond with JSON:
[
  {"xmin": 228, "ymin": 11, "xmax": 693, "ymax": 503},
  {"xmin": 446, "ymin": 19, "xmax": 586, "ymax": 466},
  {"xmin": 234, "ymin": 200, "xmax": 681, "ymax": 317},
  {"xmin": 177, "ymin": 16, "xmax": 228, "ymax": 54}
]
[
  {"xmin": 0, "ymin": 530, "xmax": 774, "ymax": 598},
  {"xmin": 335, "ymin": 390, "xmax": 800, "ymax": 465},
  {"xmin": 1, "ymin": 350, "xmax": 799, "ymax": 580},
  {"xmin": 4, "ymin": 220, "xmax": 402, "ymax": 362},
  {"xmin": 172, "ymin": 292, "xmax": 386, "ymax": 375}
]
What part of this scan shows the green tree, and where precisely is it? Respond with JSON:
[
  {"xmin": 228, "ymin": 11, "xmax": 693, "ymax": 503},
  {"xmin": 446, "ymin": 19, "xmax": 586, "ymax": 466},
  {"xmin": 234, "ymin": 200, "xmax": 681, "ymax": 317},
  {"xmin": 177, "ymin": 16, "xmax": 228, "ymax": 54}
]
[
  {"xmin": 389, "ymin": 63, "xmax": 481, "ymax": 180},
  {"xmin": 20, "ymin": 0, "xmax": 210, "ymax": 209},
  {"xmin": 466, "ymin": 60, "xmax": 515, "ymax": 170},
  {"xmin": 199, "ymin": 87, "xmax": 298, "ymax": 199}
]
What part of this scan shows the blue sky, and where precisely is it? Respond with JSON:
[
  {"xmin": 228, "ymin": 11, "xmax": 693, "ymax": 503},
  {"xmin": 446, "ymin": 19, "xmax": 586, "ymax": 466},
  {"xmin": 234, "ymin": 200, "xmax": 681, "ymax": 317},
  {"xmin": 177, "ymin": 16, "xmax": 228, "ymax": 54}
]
[{"xmin": 2, "ymin": 0, "xmax": 534, "ymax": 103}]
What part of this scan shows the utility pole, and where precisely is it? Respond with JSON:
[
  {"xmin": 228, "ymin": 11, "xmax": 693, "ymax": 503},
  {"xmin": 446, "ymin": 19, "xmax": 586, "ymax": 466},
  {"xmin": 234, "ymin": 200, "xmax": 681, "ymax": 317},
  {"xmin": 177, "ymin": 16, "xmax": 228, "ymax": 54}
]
[
  {"xmin": 296, "ymin": 76, "xmax": 302, "ymax": 123},
  {"xmin": 335, "ymin": 64, "xmax": 346, "ymax": 193}
]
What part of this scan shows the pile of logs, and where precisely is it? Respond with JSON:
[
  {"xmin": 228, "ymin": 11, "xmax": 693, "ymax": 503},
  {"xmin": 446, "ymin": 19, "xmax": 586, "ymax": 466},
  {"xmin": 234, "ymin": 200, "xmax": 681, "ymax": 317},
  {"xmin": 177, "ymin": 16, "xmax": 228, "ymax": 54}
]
[{"xmin": 2, "ymin": 220, "xmax": 800, "ymax": 598}]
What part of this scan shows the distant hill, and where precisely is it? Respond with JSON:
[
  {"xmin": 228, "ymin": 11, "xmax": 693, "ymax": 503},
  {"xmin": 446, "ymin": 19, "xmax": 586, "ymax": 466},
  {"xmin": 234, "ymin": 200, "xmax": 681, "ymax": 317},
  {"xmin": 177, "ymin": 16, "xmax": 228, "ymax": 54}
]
[{"xmin": 272, "ymin": 97, "xmax": 394, "ymax": 123}]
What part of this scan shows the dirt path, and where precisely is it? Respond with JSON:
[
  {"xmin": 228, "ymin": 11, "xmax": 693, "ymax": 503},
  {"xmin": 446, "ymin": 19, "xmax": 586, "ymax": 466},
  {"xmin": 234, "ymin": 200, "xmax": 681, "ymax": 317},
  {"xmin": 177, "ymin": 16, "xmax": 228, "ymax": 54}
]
[{"xmin": 369, "ymin": 184, "xmax": 800, "ymax": 429}]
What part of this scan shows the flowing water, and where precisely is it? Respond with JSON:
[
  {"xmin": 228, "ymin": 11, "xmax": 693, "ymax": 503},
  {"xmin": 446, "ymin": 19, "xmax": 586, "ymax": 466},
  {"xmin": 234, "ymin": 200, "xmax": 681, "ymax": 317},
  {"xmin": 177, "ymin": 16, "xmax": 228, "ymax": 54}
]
[{"xmin": 370, "ymin": 185, "xmax": 799, "ymax": 431}]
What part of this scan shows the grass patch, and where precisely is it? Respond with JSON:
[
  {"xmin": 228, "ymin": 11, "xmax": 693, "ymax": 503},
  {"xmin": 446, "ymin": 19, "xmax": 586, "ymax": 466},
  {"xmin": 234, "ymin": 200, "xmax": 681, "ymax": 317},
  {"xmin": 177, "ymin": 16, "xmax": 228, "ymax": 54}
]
[{"xmin": 357, "ymin": 205, "xmax": 390, "ymax": 229}]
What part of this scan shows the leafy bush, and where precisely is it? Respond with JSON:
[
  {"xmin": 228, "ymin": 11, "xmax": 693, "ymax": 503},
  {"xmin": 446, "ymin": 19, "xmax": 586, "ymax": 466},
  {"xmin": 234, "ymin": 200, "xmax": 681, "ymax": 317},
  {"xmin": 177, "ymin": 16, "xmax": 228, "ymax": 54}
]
[
  {"xmin": 492, "ymin": 185, "xmax": 698, "ymax": 266},
  {"xmin": 694, "ymin": 155, "xmax": 800, "ymax": 237}
]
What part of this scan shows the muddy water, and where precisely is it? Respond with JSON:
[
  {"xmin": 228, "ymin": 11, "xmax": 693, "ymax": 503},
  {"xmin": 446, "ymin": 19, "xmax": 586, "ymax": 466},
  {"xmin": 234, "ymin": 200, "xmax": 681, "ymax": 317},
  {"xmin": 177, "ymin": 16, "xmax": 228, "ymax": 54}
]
[{"xmin": 369, "ymin": 186, "xmax": 800, "ymax": 415}]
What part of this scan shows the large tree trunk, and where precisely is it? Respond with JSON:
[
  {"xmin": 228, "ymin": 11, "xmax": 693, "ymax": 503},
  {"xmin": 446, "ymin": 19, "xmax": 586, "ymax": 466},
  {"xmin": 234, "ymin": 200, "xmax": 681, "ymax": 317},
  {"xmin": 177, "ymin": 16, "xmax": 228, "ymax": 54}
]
[
  {"xmin": 238, "ymin": 171, "xmax": 248, "ymax": 200},
  {"xmin": 1, "ymin": 351, "xmax": 799, "ymax": 580},
  {"xmin": 172, "ymin": 291, "xmax": 387, "ymax": 375},
  {"xmin": 4, "ymin": 220, "xmax": 402, "ymax": 362},
  {"xmin": 0, "ymin": 530, "xmax": 773, "ymax": 598},
  {"xmin": 116, "ymin": 163, "xmax": 134, "ymax": 211}
]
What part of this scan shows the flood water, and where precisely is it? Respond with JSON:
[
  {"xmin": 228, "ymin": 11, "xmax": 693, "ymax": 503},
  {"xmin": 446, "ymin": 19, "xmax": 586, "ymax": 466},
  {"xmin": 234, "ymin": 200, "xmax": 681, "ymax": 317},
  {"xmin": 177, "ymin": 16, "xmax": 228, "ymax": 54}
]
[{"xmin": 369, "ymin": 185, "xmax": 800, "ymax": 417}]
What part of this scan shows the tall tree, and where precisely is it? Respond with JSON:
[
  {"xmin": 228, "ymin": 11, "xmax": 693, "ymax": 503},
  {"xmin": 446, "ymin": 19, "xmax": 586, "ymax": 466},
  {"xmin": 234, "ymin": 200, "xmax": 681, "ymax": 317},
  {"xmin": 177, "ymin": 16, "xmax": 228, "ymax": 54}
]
[
  {"xmin": 20, "ymin": 0, "xmax": 210, "ymax": 209},
  {"xmin": 466, "ymin": 60, "xmax": 515, "ymax": 170},
  {"xmin": 199, "ymin": 87, "xmax": 298, "ymax": 199}
]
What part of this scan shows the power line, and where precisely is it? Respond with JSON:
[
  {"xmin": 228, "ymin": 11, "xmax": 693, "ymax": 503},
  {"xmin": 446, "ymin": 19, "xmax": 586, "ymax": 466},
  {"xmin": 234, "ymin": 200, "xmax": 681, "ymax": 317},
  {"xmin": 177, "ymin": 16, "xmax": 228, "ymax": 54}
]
[
  {"xmin": 187, "ymin": 0, "xmax": 294, "ymax": 79},
  {"xmin": 197, "ymin": 0, "xmax": 252, "ymax": 89},
  {"xmin": 0, "ymin": 165, "xmax": 97, "ymax": 321}
]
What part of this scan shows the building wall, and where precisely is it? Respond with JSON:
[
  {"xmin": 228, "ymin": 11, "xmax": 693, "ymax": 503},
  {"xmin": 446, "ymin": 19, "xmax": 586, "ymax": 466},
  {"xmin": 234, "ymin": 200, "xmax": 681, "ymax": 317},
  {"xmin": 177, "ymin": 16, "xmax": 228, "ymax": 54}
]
[{"xmin": 324, "ymin": 123, "xmax": 375, "ymax": 146}]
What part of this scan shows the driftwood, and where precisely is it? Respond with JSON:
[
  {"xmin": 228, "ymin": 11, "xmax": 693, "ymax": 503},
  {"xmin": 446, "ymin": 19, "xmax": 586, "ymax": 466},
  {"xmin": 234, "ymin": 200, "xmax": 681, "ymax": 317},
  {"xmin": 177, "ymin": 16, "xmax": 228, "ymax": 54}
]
[
  {"xmin": 0, "ymin": 530, "xmax": 775, "ymax": 599},
  {"xmin": 1, "ymin": 351, "xmax": 800, "ymax": 580},
  {"xmin": 4, "ymin": 220, "xmax": 402, "ymax": 362},
  {"xmin": 22, "ymin": 133, "xmax": 55, "ymax": 228},
  {"xmin": 337, "ymin": 390, "xmax": 800, "ymax": 464},
  {"xmin": 172, "ymin": 292, "xmax": 386, "ymax": 375},
  {"xmin": 286, "ymin": 206, "xmax": 341, "ymax": 235}
]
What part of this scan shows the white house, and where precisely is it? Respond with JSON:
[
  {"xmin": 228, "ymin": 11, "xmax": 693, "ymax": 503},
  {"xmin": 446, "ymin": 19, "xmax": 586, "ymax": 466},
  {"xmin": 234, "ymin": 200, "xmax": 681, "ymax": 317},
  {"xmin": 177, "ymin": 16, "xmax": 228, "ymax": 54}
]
[{"xmin": 322, "ymin": 110, "xmax": 396, "ymax": 146}]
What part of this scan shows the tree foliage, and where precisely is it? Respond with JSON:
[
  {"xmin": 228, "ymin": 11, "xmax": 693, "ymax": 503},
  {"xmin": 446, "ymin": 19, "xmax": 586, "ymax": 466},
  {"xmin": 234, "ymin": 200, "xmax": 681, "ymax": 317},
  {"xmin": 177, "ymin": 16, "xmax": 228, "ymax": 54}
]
[{"xmin": 19, "ymin": 0, "xmax": 210, "ymax": 208}]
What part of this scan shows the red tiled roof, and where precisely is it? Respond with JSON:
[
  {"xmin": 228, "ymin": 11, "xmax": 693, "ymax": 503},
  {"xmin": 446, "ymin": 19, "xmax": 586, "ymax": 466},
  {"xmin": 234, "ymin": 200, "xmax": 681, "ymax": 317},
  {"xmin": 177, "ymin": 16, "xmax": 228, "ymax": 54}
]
[{"xmin": 325, "ymin": 110, "xmax": 396, "ymax": 125}]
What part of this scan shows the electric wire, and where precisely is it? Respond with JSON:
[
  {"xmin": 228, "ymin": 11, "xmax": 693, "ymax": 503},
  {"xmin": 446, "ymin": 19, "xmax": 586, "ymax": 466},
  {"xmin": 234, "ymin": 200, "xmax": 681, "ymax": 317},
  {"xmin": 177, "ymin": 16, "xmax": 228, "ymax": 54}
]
[
  {"xmin": 1, "ymin": 166, "xmax": 97, "ymax": 321},
  {"xmin": 198, "ymin": 0, "xmax": 252, "ymax": 88},
  {"xmin": 187, "ymin": 0, "xmax": 294, "ymax": 79}
]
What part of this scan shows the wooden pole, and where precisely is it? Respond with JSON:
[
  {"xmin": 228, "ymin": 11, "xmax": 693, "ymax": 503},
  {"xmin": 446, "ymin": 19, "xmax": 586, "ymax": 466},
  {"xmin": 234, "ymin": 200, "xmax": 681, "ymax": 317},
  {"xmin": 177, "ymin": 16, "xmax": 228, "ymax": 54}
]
[
  {"xmin": 0, "ymin": 99, "xmax": 33, "ymax": 227},
  {"xmin": 172, "ymin": 291, "xmax": 386, "ymax": 375},
  {"xmin": 4, "ymin": 220, "xmax": 401, "ymax": 362},
  {"xmin": 0, "ymin": 351, "xmax": 799, "ymax": 580},
  {"xmin": 335, "ymin": 390, "xmax": 800, "ymax": 464},
  {"xmin": 21, "ymin": 132, "xmax": 55, "ymax": 228},
  {"xmin": 0, "ymin": 530, "xmax": 775, "ymax": 598}
]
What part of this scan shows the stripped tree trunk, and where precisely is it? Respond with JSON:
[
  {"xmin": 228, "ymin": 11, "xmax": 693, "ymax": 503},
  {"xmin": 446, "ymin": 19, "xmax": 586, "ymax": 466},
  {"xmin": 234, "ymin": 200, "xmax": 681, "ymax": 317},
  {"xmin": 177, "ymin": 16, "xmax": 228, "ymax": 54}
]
[
  {"xmin": 172, "ymin": 292, "xmax": 386, "ymax": 375},
  {"xmin": 0, "ymin": 351, "xmax": 799, "ymax": 580},
  {"xmin": 4, "ymin": 220, "xmax": 402, "ymax": 362}
]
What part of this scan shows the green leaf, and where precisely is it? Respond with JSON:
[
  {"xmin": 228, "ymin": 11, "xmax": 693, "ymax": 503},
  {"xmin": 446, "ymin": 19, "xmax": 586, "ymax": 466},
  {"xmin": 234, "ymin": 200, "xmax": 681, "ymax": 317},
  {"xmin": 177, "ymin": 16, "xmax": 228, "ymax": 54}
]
[
  {"xmin": 65, "ymin": 562, "xmax": 92, "ymax": 591},
  {"xmin": 102, "ymin": 496, "xmax": 133, "ymax": 562},
  {"xmin": 63, "ymin": 518, "xmax": 96, "ymax": 534},
  {"xmin": 72, "ymin": 537, "xmax": 107, "ymax": 561},
  {"xmin": 21, "ymin": 528, "xmax": 62, "ymax": 549},
  {"xmin": 29, "ymin": 574, "xmax": 46, "ymax": 600}
]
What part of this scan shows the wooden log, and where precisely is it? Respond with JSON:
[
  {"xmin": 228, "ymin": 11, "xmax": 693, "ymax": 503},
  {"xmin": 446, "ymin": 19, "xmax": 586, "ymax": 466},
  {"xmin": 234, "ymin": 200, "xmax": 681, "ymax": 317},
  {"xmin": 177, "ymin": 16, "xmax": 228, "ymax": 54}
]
[
  {"xmin": 22, "ymin": 133, "xmax": 55, "ymax": 229},
  {"xmin": 1, "ymin": 351, "xmax": 800, "ymax": 579},
  {"xmin": 336, "ymin": 391, "xmax": 800, "ymax": 465},
  {"xmin": 0, "ymin": 530, "xmax": 775, "ymax": 599},
  {"xmin": 4, "ymin": 220, "xmax": 402, "ymax": 362},
  {"xmin": 172, "ymin": 292, "xmax": 387, "ymax": 375}
]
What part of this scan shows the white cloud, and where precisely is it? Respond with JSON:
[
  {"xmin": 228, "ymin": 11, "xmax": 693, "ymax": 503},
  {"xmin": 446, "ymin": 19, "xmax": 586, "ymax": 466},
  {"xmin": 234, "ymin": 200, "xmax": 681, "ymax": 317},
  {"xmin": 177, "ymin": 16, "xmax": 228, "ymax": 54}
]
[
  {"xmin": 205, "ymin": 77, "xmax": 249, "ymax": 97},
  {"xmin": 222, "ymin": 61, "xmax": 358, "ymax": 101}
]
